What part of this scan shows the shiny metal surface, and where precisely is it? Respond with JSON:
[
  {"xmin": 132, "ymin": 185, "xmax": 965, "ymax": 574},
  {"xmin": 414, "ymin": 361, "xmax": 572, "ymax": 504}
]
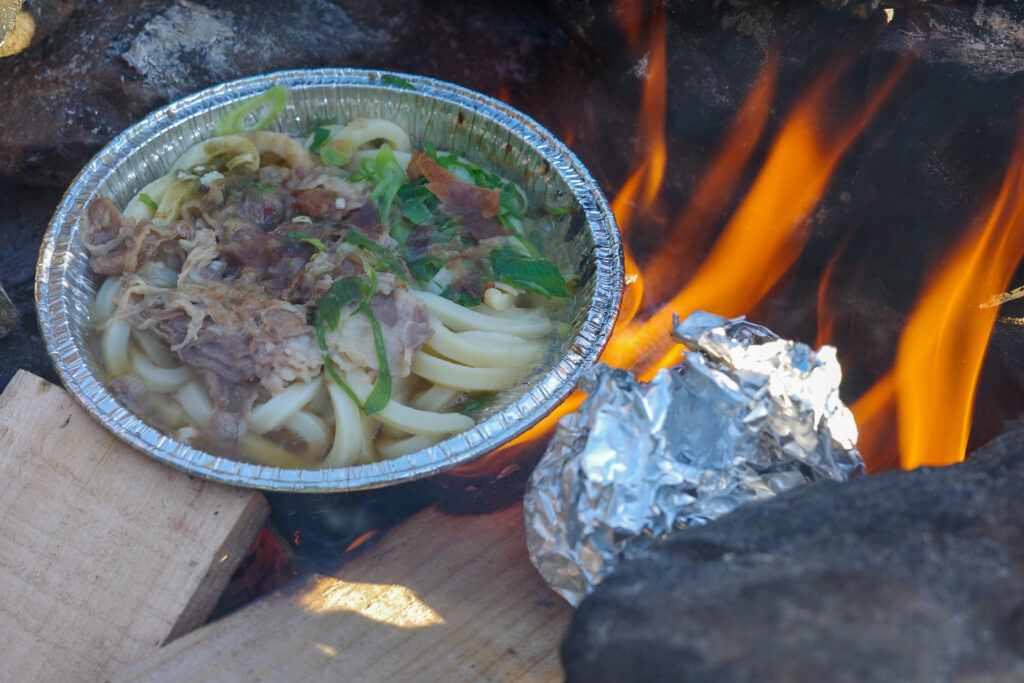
[
  {"xmin": 524, "ymin": 311, "xmax": 864, "ymax": 605},
  {"xmin": 37, "ymin": 69, "xmax": 623, "ymax": 492}
]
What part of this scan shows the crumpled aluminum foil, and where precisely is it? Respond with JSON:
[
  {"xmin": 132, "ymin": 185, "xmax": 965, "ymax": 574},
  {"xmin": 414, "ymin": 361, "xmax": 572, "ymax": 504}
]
[{"xmin": 523, "ymin": 310, "xmax": 864, "ymax": 606}]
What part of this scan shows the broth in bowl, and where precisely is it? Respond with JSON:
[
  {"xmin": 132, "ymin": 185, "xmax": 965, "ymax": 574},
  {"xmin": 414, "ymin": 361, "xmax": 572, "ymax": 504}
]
[
  {"xmin": 37, "ymin": 70, "xmax": 622, "ymax": 491},
  {"xmin": 85, "ymin": 100, "xmax": 572, "ymax": 469}
]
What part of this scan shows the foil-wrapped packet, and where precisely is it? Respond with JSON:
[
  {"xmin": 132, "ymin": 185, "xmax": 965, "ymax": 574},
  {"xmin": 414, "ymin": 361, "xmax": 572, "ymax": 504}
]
[{"xmin": 524, "ymin": 310, "xmax": 864, "ymax": 606}]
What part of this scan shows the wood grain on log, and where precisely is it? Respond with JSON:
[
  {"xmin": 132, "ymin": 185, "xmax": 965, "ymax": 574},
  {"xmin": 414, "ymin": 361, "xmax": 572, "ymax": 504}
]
[
  {"xmin": 119, "ymin": 504, "xmax": 572, "ymax": 682},
  {"xmin": 0, "ymin": 371, "xmax": 269, "ymax": 681}
]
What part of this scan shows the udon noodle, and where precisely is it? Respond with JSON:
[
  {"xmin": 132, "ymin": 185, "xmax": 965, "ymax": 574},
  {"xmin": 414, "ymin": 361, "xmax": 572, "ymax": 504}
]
[{"xmin": 83, "ymin": 102, "xmax": 570, "ymax": 469}]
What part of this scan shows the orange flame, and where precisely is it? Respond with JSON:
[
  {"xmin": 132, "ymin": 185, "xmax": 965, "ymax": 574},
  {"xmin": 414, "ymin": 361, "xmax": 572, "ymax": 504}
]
[
  {"xmin": 450, "ymin": 29, "xmax": 911, "ymax": 481},
  {"xmin": 850, "ymin": 371, "xmax": 899, "ymax": 473},
  {"xmin": 610, "ymin": 2, "xmax": 666, "ymax": 237},
  {"xmin": 641, "ymin": 54, "xmax": 779, "ymax": 306},
  {"xmin": 604, "ymin": 56, "xmax": 911, "ymax": 380},
  {"xmin": 614, "ymin": 0, "xmax": 650, "ymax": 52},
  {"xmin": 496, "ymin": 82, "xmax": 512, "ymax": 105},
  {"xmin": 815, "ymin": 239, "xmax": 847, "ymax": 349},
  {"xmin": 607, "ymin": 1, "xmax": 667, "ymax": 328},
  {"xmin": 344, "ymin": 529, "xmax": 380, "ymax": 554},
  {"xmin": 854, "ymin": 131, "xmax": 1024, "ymax": 470}
]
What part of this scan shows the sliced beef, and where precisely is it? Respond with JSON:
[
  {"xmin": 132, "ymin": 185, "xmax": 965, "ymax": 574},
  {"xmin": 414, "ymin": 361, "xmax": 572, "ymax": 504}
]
[
  {"xmin": 290, "ymin": 187, "xmax": 339, "ymax": 219},
  {"xmin": 200, "ymin": 370, "xmax": 257, "ymax": 454},
  {"xmin": 411, "ymin": 150, "xmax": 507, "ymax": 240},
  {"xmin": 262, "ymin": 235, "xmax": 313, "ymax": 298},
  {"xmin": 369, "ymin": 288, "xmax": 433, "ymax": 377},
  {"xmin": 251, "ymin": 306, "xmax": 322, "ymax": 394},
  {"xmin": 82, "ymin": 197, "xmax": 191, "ymax": 275},
  {"xmin": 174, "ymin": 323, "xmax": 258, "ymax": 453},
  {"xmin": 177, "ymin": 325, "xmax": 256, "ymax": 385},
  {"xmin": 144, "ymin": 308, "xmax": 190, "ymax": 348},
  {"xmin": 219, "ymin": 222, "xmax": 271, "ymax": 270},
  {"xmin": 236, "ymin": 185, "xmax": 293, "ymax": 229},
  {"xmin": 344, "ymin": 201, "xmax": 386, "ymax": 242},
  {"xmin": 457, "ymin": 211, "xmax": 506, "ymax": 241}
]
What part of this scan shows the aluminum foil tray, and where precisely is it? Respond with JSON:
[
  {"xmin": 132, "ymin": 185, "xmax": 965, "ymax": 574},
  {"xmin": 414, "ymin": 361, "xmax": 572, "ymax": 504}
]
[{"xmin": 36, "ymin": 69, "xmax": 623, "ymax": 492}]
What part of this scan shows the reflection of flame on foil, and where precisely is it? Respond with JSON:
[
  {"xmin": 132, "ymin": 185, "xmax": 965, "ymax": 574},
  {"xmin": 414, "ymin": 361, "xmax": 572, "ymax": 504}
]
[{"xmin": 524, "ymin": 311, "xmax": 864, "ymax": 606}]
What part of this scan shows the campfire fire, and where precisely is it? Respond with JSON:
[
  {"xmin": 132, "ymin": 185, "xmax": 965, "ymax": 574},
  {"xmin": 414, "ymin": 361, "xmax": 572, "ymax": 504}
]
[
  {"xmin": 853, "ymin": 131, "xmax": 1024, "ymax": 471},
  {"xmin": 196, "ymin": 6, "xmax": 1024, "ymax": 632},
  {"xmin": 9, "ymin": 2, "xmax": 1024, "ymax": 677},
  {"xmin": 445, "ymin": 3, "xmax": 1024, "ymax": 485}
]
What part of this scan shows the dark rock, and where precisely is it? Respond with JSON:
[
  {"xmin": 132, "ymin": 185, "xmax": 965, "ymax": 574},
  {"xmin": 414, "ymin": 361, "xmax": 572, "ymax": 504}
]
[
  {"xmin": 547, "ymin": 0, "xmax": 887, "ymax": 143},
  {"xmin": 825, "ymin": 2, "xmax": 1024, "ymax": 308},
  {"xmin": 0, "ymin": 0, "xmax": 422, "ymax": 187},
  {"xmin": 0, "ymin": 0, "xmax": 77, "ymax": 57},
  {"xmin": 0, "ymin": 282, "xmax": 15, "ymax": 338},
  {"xmin": 388, "ymin": 0, "xmax": 611, "ymax": 185},
  {"xmin": 0, "ymin": 180, "xmax": 64, "ymax": 390},
  {"xmin": 563, "ymin": 423, "xmax": 1024, "ymax": 682}
]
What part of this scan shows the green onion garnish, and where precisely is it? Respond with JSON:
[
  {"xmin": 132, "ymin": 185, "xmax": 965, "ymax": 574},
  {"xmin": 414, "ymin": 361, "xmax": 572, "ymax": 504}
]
[
  {"xmin": 251, "ymin": 183, "xmax": 276, "ymax": 193},
  {"xmin": 344, "ymin": 230, "xmax": 407, "ymax": 280},
  {"xmin": 351, "ymin": 144, "xmax": 407, "ymax": 230},
  {"xmin": 459, "ymin": 392, "xmax": 495, "ymax": 415},
  {"xmin": 407, "ymin": 257, "xmax": 443, "ymax": 283},
  {"xmin": 213, "ymin": 85, "xmax": 288, "ymax": 136},
  {"xmin": 286, "ymin": 230, "xmax": 325, "ymax": 252},
  {"xmin": 320, "ymin": 146, "xmax": 350, "ymax": 168},
  {"xmin": 314, "ymin": 273, "xmax": 391, "ymax": 416},
  {"xmin": 381, "ymin": 74, "xmax": 416, "ymax": 90},
  {"xmin": 139, "ymin": 193, "xmax": 158, "ymax": 211},
  {"xmin": 489, "ymin": 247, "xmax": 568, "ymax": 297},
  {"xmin": 309, "ymin": 127, "xmax": 331, "ymax": 154}
]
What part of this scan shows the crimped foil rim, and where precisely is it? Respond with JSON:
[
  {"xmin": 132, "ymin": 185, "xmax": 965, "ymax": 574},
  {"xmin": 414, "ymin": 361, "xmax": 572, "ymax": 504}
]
[{"xmin": 36, "ymin": 68, "xmax": 624, "ymax": 492}]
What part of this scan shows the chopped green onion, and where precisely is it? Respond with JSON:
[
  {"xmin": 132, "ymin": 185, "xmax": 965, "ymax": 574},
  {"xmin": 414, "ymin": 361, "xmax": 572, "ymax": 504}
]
[
  {"xmin": 458, "ymin": 392, "xmax": 495, "ymax": 415},
  {"xmin": 361, "ymin": 310, "xmax": 391, "ymax": 415},
  {"xmin": 526, "ymin": 230, "xmax": 546, "ymax": 257},
  {"xmin": 351, "ymin": 144, "xmax": 407, "ymax": 230},
  {"xmin": 286, "ymin": 230, "xmax": 325, "ymax": 252},
  {"xmin": 490, "ymin": 247, "xmax": 568, "ymax": 297},
  {"xmin": 139, "ymin": 193, "xmax": 158, "ymax": 211},
  {"xmin": 317, "ymin": 277, "xmax": 365, "ymax": 328},
  {"xmin": 390, "ymin": 220, "xmax": 411, "ymax": 246},
  {"xmin": 441, "ymin": 285, "xmax": 482, "ymax": 308},
  {"xmin": 309, "ymin": 127, "xmax": 331, "ymax": 154},
  {"xmin": 398, "ymin": 182, "xmax": 437, "ymax": 225},
  {"xmin": 251, "ymin": 183, "xmax": 276, "ymax": 193},
  {"xmin": 407, "ymin": 257, "xmax": 442, "ymax": 283},
  {"xmin": 320, "ymin": 146, "xmax": 350, "ymax": 168},
  {"xmin": 315, "ymin": 311, "xmax": 362, "ymax": 407},
  {"xmin": 213, "ymin": 85, "xmax": 288, "ymax": 136},
  {"xmin": 344, "ymin": 230, "xmax": 407, "ymax": 280},
  {"xmin": 381, "ymin": 74, "xmax": 416, "ymax": 90},
  {"xmin": 313, "ymin": 273, "xmax": 392, "ymax": 415}
]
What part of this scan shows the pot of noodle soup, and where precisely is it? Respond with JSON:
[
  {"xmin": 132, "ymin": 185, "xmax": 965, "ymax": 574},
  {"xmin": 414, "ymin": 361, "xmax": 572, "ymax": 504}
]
[{"xmin": 36, "ymin": 69, "xmax": 623, "ymax": 492}]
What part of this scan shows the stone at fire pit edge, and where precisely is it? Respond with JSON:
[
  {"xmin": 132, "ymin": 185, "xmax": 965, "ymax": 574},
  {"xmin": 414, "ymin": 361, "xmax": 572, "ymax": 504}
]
[
  {"xmin": 0, "ymin": 0, "xmax": 422, "ymax": 187},
  {"xmin": 562, "ymin": 420, "xmax": 1024, "ymax": 682}
]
